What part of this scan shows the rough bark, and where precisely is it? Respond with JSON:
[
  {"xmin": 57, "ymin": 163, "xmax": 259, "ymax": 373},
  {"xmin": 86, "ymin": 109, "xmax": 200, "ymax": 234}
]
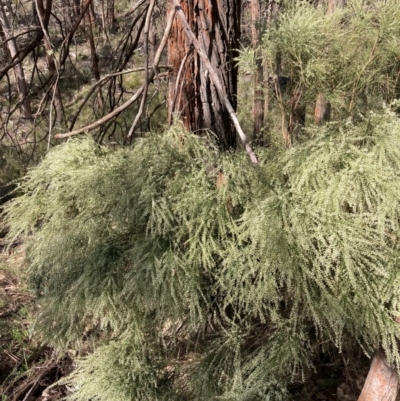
[
  {"xmin": 357, "ymin": 353, "xmax": 398, "ymax": 401},
  {"xmin": 173, "ymin": 2, "xmax": 258, "ymax": 164},
  {"xmin": 0, "ymin": 23, "xmax": 8, "ymax": 59},
  {"xmin": 251, "ymin": 0, "xmax": 264, "ymax": 142},
  {"xmin": 167, "ymin": 0, "xmax": 241, "ymax": 150},
  {"xmin": 0, "ymin": 1, "xmax": 32, "ymax": 119},
  {"xmin": 262, "ymin": 0, "xmax": 279, "ymax": 120}
]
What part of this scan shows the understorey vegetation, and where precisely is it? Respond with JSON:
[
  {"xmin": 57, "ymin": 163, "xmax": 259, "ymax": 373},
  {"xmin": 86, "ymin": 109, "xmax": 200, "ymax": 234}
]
[
  {"xmin": 6, "ymin": 107, "xmax": 400, "ymax": 400},
  {"xmin": 3, "ymin": 0, "xmax": 400, "ymax": 400}
]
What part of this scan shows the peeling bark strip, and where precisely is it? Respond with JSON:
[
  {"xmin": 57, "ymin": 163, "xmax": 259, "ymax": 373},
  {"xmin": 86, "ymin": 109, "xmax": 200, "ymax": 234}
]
[{"xmin": 168, "ymin": 0, "xmax": 241, "ymax": 150}]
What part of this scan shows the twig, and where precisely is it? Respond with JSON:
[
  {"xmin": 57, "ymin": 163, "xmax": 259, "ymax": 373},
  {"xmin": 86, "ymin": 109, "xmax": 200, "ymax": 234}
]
[
  {"xmin": 22, "ymin": 379, "xmax": 40, "ymax": 401},
  {"xmin": 128, "ymin": 0, "xmax": 156, "ymax": 138},
  {"xmin": 122, "ymin": 0, "xmax": 148, "ymax": 18}
]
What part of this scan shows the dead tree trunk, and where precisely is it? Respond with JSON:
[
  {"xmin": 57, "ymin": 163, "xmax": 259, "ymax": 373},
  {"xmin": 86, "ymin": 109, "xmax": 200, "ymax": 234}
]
[
  {"xmin": 0, "ymin": 2, "xmax": 32, "ymax": 119},
  {"xmin": 167, "ymin": 0, "xmax": 240, "ymax": 150},
  {"xmin": 357, "ymin": 353, "xmax": 398, "ymax": 401}
]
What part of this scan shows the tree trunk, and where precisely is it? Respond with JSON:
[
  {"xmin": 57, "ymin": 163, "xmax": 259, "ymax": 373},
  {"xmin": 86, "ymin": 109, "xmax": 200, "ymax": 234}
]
[
  {"xmin": 251, "ymin": 0, "xmax": 264, "ymax": 143},
  {"xmin": 35, "ymin": 0, "xmax": 65, "ymax": 122},
  {"xmin": 314, "ymin": 0, "xmax": 337, "ymax": 124},
  {"xmin": 357, "ymin": 353, "xmax": 398, "ymax": 401},
  {"xmin": 0, "ymin": 1, "xmax": 32, "ymax": 119},
  {"xmin": 167, "ymin": 0, "xmax": 240, "ymax": 150},
  {"xmin": 287, "ymin": 88, "xmax": 305, "ymax": 145},
  {"xmin": 0, "ymin": 23, "xmax": 9, "ymax": 59},
  {"xmin": 87, "ymin": 3, "xmax": 100, "ymax": 81},
  {"xmin": 314, "ymin": 93, "xmax": 331, "ymax": 124},
  {"xmin": 62, "ymin": 0, "xmax": 73, "ymax": 32},
  {"xmin": 106, "ymin": 0, "xmax": 114, "ymax": 31},
  {"xmin": 148, "ymin": 13, "xmax": 156, "ymax": 65},
  {"xmin": 262, "ymin": 0, "xmax": 279, "ymax": 121},
  {"xmin": 74, "ymin": 0, "xmax": 80, "ymax": 17}
]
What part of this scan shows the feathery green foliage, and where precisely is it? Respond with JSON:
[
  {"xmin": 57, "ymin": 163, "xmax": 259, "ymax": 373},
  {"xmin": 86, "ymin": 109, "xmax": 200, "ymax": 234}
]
[
  {"xmin": 5, "ymin": 108, "xmax": 400, "ymax": 399},
  {"xmin": 260, "ymin": 0, "xmax": 400, "ymax": 117}
]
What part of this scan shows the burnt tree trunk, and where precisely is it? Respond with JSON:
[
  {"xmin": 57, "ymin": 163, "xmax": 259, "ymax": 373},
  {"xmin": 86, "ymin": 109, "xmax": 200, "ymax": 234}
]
[{"xmin": 167, "ymin": 0, "xmax": 240, "ymax": 150}]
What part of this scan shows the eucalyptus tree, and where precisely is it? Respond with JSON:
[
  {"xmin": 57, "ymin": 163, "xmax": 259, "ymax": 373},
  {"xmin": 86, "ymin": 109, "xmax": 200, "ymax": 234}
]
[
  {"xmin": 55, "ymin": 0, "xmax": 258, "ymax": 162},
  {"xmin": 167, "ymin": 0, "xmax": 241, "ymax": 149}
]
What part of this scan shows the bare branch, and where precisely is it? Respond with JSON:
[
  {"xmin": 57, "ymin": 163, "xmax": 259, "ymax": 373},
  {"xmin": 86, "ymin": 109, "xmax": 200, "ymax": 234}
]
[
  {"xmin": 128, "ymin": 0, "xmax": 156, "ymax": 138},
  {"xmin": 122, "ymin": 0, "xmax": 149, "ymax": 18},
  {"xmin": 54, "ymin": 7, "xmax": 177, "ymax": 139}
]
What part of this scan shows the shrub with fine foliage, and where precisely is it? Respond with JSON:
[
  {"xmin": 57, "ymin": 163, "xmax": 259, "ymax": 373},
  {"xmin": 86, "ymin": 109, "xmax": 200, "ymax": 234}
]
[{"xmin": 5, "ymin": 111, "xmax": 400, "ymax": 399}]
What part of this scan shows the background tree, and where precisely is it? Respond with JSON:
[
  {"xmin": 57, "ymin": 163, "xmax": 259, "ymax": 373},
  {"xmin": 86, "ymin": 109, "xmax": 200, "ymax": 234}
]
[{"xmin": 0, "ymin": 1, "xmax": 32, "ymax": 119}]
